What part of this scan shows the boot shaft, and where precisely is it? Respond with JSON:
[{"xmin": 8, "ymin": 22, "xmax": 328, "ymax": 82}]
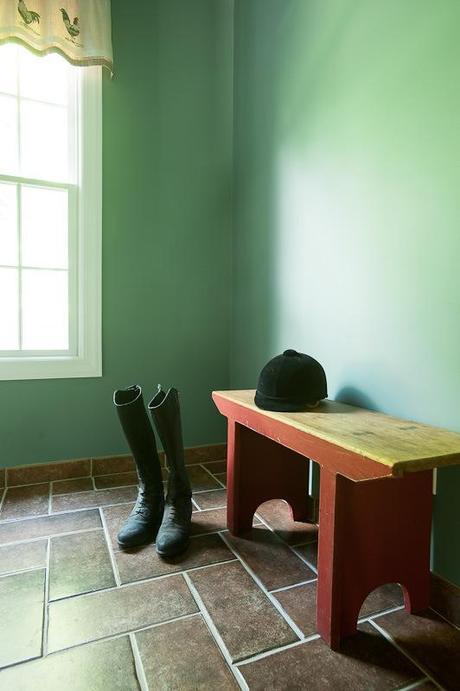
[
  {"xmin": 148, "ymin": 386, "xmax": 191, "ymax": 500},
  {"xmin": 113, "ymin": 385, "xmax": 163, "ymax": 493}
]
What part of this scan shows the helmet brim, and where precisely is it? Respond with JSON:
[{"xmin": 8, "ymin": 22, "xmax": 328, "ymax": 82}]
[{"xmin": 254, "ymin": 391, "xmax": 323, "ymax": 412}]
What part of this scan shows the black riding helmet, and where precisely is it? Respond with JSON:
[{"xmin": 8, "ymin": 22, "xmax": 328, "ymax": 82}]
[{"xmin": 254, "ymin": 349, "xmax": 327, "ymax": 412}]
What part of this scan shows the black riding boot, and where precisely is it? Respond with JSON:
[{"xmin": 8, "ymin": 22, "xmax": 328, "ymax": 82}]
[
  {"xmin": 114, "ymin": 385, "xmax": 165, "ymax": 547},
  {"xmin": 148, "ymin": 386, "xmax": 192, "ymax": 557}
]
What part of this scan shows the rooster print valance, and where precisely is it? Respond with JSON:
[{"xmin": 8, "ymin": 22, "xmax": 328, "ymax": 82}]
[{"xmin": 0, "ymin": 0, "xmax": 113, "ymax": 71}]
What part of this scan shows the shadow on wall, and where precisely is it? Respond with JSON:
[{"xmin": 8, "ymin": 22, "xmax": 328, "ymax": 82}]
[
  {"xmin": 231, "ymin": 0, "xmax": 362, "ymax": 388},
  {"xmin": 335, "ymin": 386, "xmax": 379, "ymax": 411}
]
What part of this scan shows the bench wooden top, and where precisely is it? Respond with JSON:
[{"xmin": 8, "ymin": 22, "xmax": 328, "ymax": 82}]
[{"xmin": 213, "ymin": 390, "xmax": 460, "ymax": 475}]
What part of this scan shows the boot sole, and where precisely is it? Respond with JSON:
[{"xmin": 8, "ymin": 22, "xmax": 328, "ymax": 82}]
[
  {"xmin": 117, "ymin": 534, "xmax": 157, "ymax": 549},
  {"xmin": 156, "ymin": 541, "xmax": 190, "ymax": 558}
]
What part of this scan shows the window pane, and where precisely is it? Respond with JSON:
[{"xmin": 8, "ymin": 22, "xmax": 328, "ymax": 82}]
[
  {"xmin": 0, "ymin": 95, "xmax": 19, "ymax": 175},
  {"xmin": 0, "ymin": 268, "xmax": 19, "ymax": 350},
  {"xmin": 19, "ymin": 48, "xmax": 70, "ymax": 106},
  {"xmin": 0, "ymin": 43, "xmax": 18, "ymax": 95},
  {"xmin": 0, "ymin": 183, "xmax": 18, "ymax": 266},
  {"xmin": 21, "ymin": 186, "xmax": 68, "ymax": 269},
  {"xmin": 20, "ymin": 101, "xmax": 69, "ymax": 181},
  {"xmin": 21, "ymin": 269, "xmax": 69, "ymax": 350}
]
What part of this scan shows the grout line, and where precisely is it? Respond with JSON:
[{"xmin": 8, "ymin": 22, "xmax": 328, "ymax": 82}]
[
  {"xmin": 129, "ymin": 633, "xmax": 150, "ymax": 691},
  {"xmin": 183, "ymin": 558, "xmax": 238, "ymax": 574},
  {"xmin": 200, "ymin": 460, "xmax": 227, "ymax": 469},
  {"xmin": 218, "ymin": 531, "xmax": 305, "ymax": 641},
  {"xmin": 44, "ymin": 613, "xmax": 202, "ymax": 658},
  {"xmin": 193, "ymin": 502, "xmax": 226, "ymax": 511},
  {"xmin": 53, "ymin": 486, "xmax": 99, "ymax": 497},
  {"xmin": 192, "ymin": 487, "xmax": 226, "ymax": 495},
  {"xmin": 0, "ymin": 565, "xmax": 46, "ymax": 580},
  {"xmin": 236, "ymin": 633, "xmax": 320, "ymax": 667},
  {"xmin": 0, "ymin": 487, "xmax": 7, "ymax": 515},
  {"xmin": 428, "ymin": 606, "xmax": 460, "ymax": 631},
  {"xmin": 0, "ymin": 526, "xmax": 102, "ymax": 549},
  {"xmin": 98, "ymin": 507, "xmax": 122, "ymax": 587},
  {"xmin": 103, "ymin": 557, "xmax": 240, "ymax": 592},
  {"xmin": 254, "ymin": 511, "xmax": 319, "ymax": 575},
  {"xmin": 361, "ymin": 604, "xmax": 405, "ymax": 623},
  {"xmin": 200, "ymin": 464, "xmax": 226, "ymax": 489},
  {"xmin": 369, "ymin": 619, "xmax": 446, "ymax": 689},
  {"xmin": 269, "ymin": 578, "xmax": 317, "ymax": 594},
  {"xmin": 0, "ymin": 653, "xmax": 43, "ymax": 673},
  {"xmin": 42, "ymin": 538, "xmax": 51, "ymax": 656},
  {"xmin": 0, "ymin": 499, "xmax": 136, "ymax": 524},
  {"xmin": 290, "ymin": 538, "xmax": 319, "ymax": 548},
  {"xmin": 191, "ymin": 504, "xmax": 228, "ymax": 514},
  {"xmin": 91, "ymin": 470, "xmax": 137, "ymax": 480},
  {"xmin": 182, "ymin": 572, "xmax": 248, "ymax": 691},
  {"xmin": 41, "ymin": 560, "xmax": 239, "ymax": 601},
  {"xmin": 6, "ymin": 476, "xmax": 91, "ymax": 490},
  {"xmin": 0, "ymin": 564, "xmax": 47, "ymax": 578},
  {"xmin": 398, "ymin": 679, "xmax": 436, "ymax": 691}
]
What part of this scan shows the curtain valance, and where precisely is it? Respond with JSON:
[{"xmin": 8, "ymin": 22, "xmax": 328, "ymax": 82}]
[{"xmin": 0, "ymin": 1, "xmax": 113, "ymax": 71}]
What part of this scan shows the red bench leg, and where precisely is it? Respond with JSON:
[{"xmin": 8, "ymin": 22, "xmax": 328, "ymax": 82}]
[
  {"xmin": 226, "ymin": 420, "xmax": 310, "ymax": 535},
  {"xmin": 317, "ymin": 468, "xmax": 433, "ymax": 649}
]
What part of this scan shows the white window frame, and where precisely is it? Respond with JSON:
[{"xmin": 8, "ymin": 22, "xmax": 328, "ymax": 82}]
[{"xmin": 0, "ymin": 62, "xmax": 102, "ymax": 381}]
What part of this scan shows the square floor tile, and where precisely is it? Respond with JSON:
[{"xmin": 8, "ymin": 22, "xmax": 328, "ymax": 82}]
[
  {"xmin": 184, "ymin": 445, "xmax": 226, "ymax": 465},
  {"xmin": 213, "ymin": 472, "xmax": 227, "ymax": 486},
  {"xmin": 188, "ymin": 561, "xmax": 298, "ymax": 662},
  {"xmin": 0, "ymin": 635, "xmax": 140, "ymax": 690},
  {"xmin": 293, "ymin": 541, "xmax": 318, "ymax": 569},
  {"xmin": 93, "ymin": 472, "xmax": 139, "ymax": 490},
  {"xmin": 52, "ymin": 477, "xmax": 93, "ymax": 495},
  {"xmin": 256, "ymin": 499, "xmax": 318, "ymax": 545},
  {"xmin": 225, "ymin": 526, "xmax": 316, "ymax": 591},
  {"xmin": 0, "ymin": 510, "xmax": 101, "ymax": 546},
  {"xmin": 239, "ymin": 622, "xmax": 422, "ymax": 690},
  {"xmin": 375, "ymin": 608, "xmax": 460, "ymax": 690},
  {"xmin": 193, "ymin": 489, "xmax": 227, "ymax": 510},
  {"xmin": 101, "ymin": 503, "xmax": 135, "ymax": 550},
  {"xmin": 7, "ymin": 460, "xmax": 90, "ymax": 487},
  {"xmin": 202, "ymin": 460, "xmax": 227, "ymax": 475},
  {"xmin": 0, "ymin": 569, "xmax": 45, "ymax": 668},
  {"xmin": 51, "ymin": 486, "xmax": 138, "ymax": 513},
  {"xmin": 137, "ymin": 615, "xmax": 238, "ymax": 690},
  {"xmin": 116, "ymin": 533, "xmax": 234, "ymax": 584},
  {"xmin": 188, "ymin": 466, "xmax": 222, "ymax": 491},
  {"xmin": 48, "ymin": 574, "xmax": 198, "ymax": 652},
  {"xmin": 0, "ymin": 484, "xmax": 50, "ymax": 521},
  {"xmin": 92, "ymin": 456, "xmax": 135, "ymax": 476},
  {"xmin": 274, "ymin": 582, "xmax": 404, "ymax": 638},
  {"xmin": 0, "ymin": 540, "xmax": 47, "ymax": 575},
  {"xmin": 49, "ymin": 530, "xmax": 116, "ymax": 600},
  {"xmin": 273, "ymin": 582, "xmax": 318, "ymax": 637}
]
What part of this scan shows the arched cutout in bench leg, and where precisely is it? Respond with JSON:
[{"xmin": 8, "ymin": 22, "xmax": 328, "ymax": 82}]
[
  {"xmin": 226, "ymin": 420, "xmax": 310, "ymax": 535},
  {"xmin": 317, "ymin": 468, "xmax": 433, "ymax": 650}
]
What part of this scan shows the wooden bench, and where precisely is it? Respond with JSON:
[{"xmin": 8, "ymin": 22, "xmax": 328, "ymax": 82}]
[{"xmin": 212, "ymin": 389, "xmax": 460, "ymax": 649}]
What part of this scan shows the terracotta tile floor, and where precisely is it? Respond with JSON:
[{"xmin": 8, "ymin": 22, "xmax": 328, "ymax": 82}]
[{"xmin": 0, "ymin": 460, "xmax": 458, "ymax": 689}]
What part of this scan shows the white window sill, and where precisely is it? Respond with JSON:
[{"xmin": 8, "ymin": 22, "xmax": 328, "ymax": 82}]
[{"xmin": 0, "ymin": 354, "xmax": 102, "ymax": 381}]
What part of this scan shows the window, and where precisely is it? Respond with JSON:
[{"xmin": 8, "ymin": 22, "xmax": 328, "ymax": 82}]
[{"xmin": 0, "ymin": 43, "xmax": 101, "ymax": 380}]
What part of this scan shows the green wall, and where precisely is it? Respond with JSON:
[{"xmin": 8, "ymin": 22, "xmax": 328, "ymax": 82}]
[
  {"xmin": 0, "ymin": 0, "xmax": 233, "ymax": 467},
  {"xmin": 232, "ymin": 0, "xmax": 460, "ymax": 585}
]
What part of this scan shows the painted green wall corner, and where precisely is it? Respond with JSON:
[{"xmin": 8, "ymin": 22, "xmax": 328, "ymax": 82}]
[
  {"xmin": 0, "ymin": 0, "xmax": 233, "ymax": 467},
  {"xmin": 232, "ymin": 0, "xmax": 460, "ymax": 585}
]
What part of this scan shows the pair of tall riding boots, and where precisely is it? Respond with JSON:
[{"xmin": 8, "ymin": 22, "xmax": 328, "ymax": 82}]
[{"xmin": 113, "ymin": 385, "xmax": 192, "ymax": 557}]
